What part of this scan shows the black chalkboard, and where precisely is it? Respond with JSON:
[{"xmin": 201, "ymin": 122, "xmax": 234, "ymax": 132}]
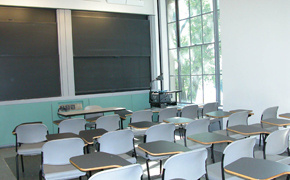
[
  {"xmin": 72, "ymin": 11, "xmax": 151, "ymax": 95},
  {"xmin": 0, "ymin": 6, "xmax": 60, "ymax": 101},
  {"xmin": 74, "ymin": 57, "xmax": 151, "ymax": 94}
]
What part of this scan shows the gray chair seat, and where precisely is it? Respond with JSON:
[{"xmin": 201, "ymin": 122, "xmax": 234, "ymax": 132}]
[
  {"xmin": 213, "ymin": 129, "xmax": 248, "ymax": 139},
  {"xmin": 85, "ymin": 122, "xmax": 97, "ymax": 129},
  {"xmin": 129, "ymin": 110, "xmax": 153, "ymax": 137},
  {"xmin": 207, "ymin": 162, "xmax": 244, "ymax": 180},
  {"xmin": 175, "ymin": 139, "xmax": 211, "ymax": 150},
  {"xmin": 135, "ymin": 147, "xmax": 169, "ymax": 161},
  {"xmin": 17, "ymin": 142, "xmax": 46, "ymax": 155},
  {"xmin": 213, "ymin": 111, "xmax": 250, "ymax": 140},
  {"xmin": 118, "ymin": 153, "xmax": 137, "ymax": 164},
  {"xmin": 127, "ymin": 127, "xmax": 147, "ymax": 137},
  {"xmin": 43, "ymin": 164, "xmax": 85, "ymax": 180},
  {"xmin": 40, "ymin": 138, "xmax": 86, "ymax": 180},
  {"xmin": 254, "ymin": 151, "xmax": 290, "ymax": 165},
  {"xmin": 250, "ymin": 123, "xmax": 278, "ymax": 131}
]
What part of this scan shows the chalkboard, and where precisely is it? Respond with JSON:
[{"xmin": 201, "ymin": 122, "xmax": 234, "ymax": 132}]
[
  {"xmin": 74, "ymin": 57, "xmax": 151, "ymax": 94},
  {"xmin": 0, "ymin": 6, "xmax": 60, "ymax": 101},
  {"xmin": 72, "ymin": 11, "xmax": 151, "ymax": 95}
]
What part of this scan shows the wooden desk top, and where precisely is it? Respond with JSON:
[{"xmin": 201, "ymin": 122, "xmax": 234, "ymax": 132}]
[
  {"xmin": 147, "ymin": 104, "xmax": 202, "ymax": 113},
  {"xmin": 53, "ymin": 119, "xmax": 63, "ymax": 125},
  {"xmin": 224, "ymin": 157, "xmax": 290, "ymax": 180},
  {"xmin": 279, "ymin": 113, "xmax": 290, "ymax": 119},
  {"xmin": 114, "ymin": 109, "xmax": 133, "ymax": 120},
  {"xmin": 206, "ymin": 111, "xmax": 232, "ymax": 118},
  {"xmin": 261, "ymin": 118, "xmax": 290, "ymax": 127},
  {"xmin": 79, "ymin": 128, "xmax": 108, "ymax": 145},
  {"xmin": 138, "ymin": 140, "xmax": 190, "ymax": 156},
  {"xmin": 128, "ymin": 121, "xmax": 160, "ymax": 129},
  {"xmin": 70, "ymin": 152, "xmax": 131, "ymax": 172},
  {"xmin": 229, "ymin": 109, "xmax": 254, "ymax": 116},
  {"xmin": 163, "ymin": 117, "xmax": 193, "ymax": 125},
  {"xmin": 187, "ymin": 132, "xmax": 236, "ymax": 145},
  {"xmin": 227, "ymin": 125, "xmax": 271, "ymax": 136},
  {"xmin": 58, "ymin": 107, "xmax": 126, "ymax": 117},
  {"xmin": 46, "ymin": 133, "xmax": 80, "ymax": 141}
]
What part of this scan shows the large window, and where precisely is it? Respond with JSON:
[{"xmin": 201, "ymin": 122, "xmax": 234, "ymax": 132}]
[{"xmin": 167, "ymin": 0, "xmax": 222, "ymax": 104}]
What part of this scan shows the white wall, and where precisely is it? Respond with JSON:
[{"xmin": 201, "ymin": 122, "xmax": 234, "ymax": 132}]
[
  {"xmin": 0, "ymin": 0, "xmax": 154, "ymax": 15},
  {"xmin": 220, "ymin": 0, "xmax": 290, "ymax": 124}
]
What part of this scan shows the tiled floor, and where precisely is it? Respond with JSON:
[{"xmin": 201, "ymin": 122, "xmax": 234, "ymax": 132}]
[{"xmin": 0, "ymin": 147, "xmax": 17, "ymax": 180}]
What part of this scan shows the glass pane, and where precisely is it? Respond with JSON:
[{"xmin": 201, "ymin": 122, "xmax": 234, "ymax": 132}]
[
  {"xmin": 217, "ymin": 0, "xmax": 220, "ymax": 10},
  {"xmin": 190, "ymin": 46, "xmax": 202, "ymax": 75},
  {"xmin": 219, "ymin": 42, "xmax": 222, "ymax": 73},
  {"xmin": 202, "ymin": 13, "xmax": 214, "ymax": 43},
  {"xmin": 170, "ymin": 76, "xmax": 179, "ymax": 91},
  {"xmin": 202, "ymin": 44, "xmax": 215, "ymax": 74},
  {"xmin": 202, "ymin": 0, "xmax": 213, "ymax": 14},
  {"xmin": 169, "ymin": 49, "xmax": 178, "ymax": 76},
  {"xmin": 179, "ymin": 47, "xmax": 190, "ymax": 75},
  {"xmin": 179, "ymin": 19, "xmax": 190, "ymax": 47},
  {"xmin": 180, "ymin": 76, "xmax": 191, "ymax": 103},
  {"xmin": 189, "ymin": 0, "xmax": 201, "ymax": 16},
  {"xmin": 191, "ymin": 75, "xmax": 203, "ymax": 104},
  {"xmin": 168, "ymin": 23, "xmax": 177, "ymax": 49},
  {"xmin": 179, "ymin": 0, "xmax": 189, "ymax": 20},
  {"xmin": 203, "ymin": 75, "xmax": 216, "ymax": 103},
  {"xmin": 190, "ymin": 16, "xmax": 202, "ymax": 45},
  {"xmin": 167, "ymin": 0, "xmax": 176, "ymax": 23}
]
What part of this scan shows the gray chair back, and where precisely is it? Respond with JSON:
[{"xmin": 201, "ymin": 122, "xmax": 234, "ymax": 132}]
[
  {"xmin": 96, "ymin": 114, "xmax": 120, "ymax": 131},
  {"xmin": 202, "ymin": 102, "xmax": 218, "ymax": 117},
  {"xmin": 158, "ymin": 107, "xmax": 178, "ymax": 122},
  {"xmin": 181, "ymin": 104, "xmax": 199, "ymax": 119},
  {"xmin": 42, "ymin": 137, "xmax": 85, "ymax": 165},
  {"xmin": 261, "ymin": 106, "xmax": 278, "ymax": 120},
  {"xmin": 15, "ymin": 124, "xmax": 48, "ymax": 144},
  {"xmin": 84, "ymin": 105, "xmax": 104, "ymax": 120},
  {"xmin": 145, "ymin": 123, "xmax": 175, "ymax": 143},
  {"xmin": 227, "ymin": 111, "xmax": 249, "ymax": 127},
  {"xmin": 130, "ymin": 110, "xmax": 153, "ymax": 123},
  {"xmin": 58, "ymin": 118, "xmax": 86, "ymax": 134}
]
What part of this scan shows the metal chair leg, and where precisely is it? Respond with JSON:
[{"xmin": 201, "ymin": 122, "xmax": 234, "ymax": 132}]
[
  {"xmin": 146, "ymin": 159, "xmax": 151, "ymax": 180},
  {"xmin": 39, "ymin": 170, "xmax": 42, "ymax": 180},
  {"xmin": 20, "ymin": 155, "xmax": 24, "ymax": 172},
  {"xmin": 218, "ymin": 121, "xmax": 222, "ymax": 130},
  {"xmin": 159, "ymin": 160, "xmax": 162, "ymax": 174},
  {"xmin": 211, "ymin": 144, "xmax": 215, "ymax": 163},
  {"xmin": 16, "ymin": 154, "xmax": 19, "ymax": 180}
]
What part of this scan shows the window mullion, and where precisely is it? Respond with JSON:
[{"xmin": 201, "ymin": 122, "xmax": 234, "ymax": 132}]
[{"xmin": 213, "ymin": 0, "xmax": 220, "ymax": 105}]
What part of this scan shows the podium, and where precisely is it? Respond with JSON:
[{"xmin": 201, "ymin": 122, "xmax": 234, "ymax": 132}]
[{"xmin": 149, "ymin": 90, "xmax": 181, "ymax": 108}]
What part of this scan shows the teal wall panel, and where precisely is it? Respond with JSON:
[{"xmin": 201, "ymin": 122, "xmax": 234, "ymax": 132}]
[
  {"xmin": 0, "ymin": 92, "xmax": 148, "ymax": 146},
  {"xmin": 132, "ymin": 93, "xmax": 150, "ymax": 111},
  {"xmin": 0, "ymin": 102, "xmax": 53, "ymax": 146}
]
